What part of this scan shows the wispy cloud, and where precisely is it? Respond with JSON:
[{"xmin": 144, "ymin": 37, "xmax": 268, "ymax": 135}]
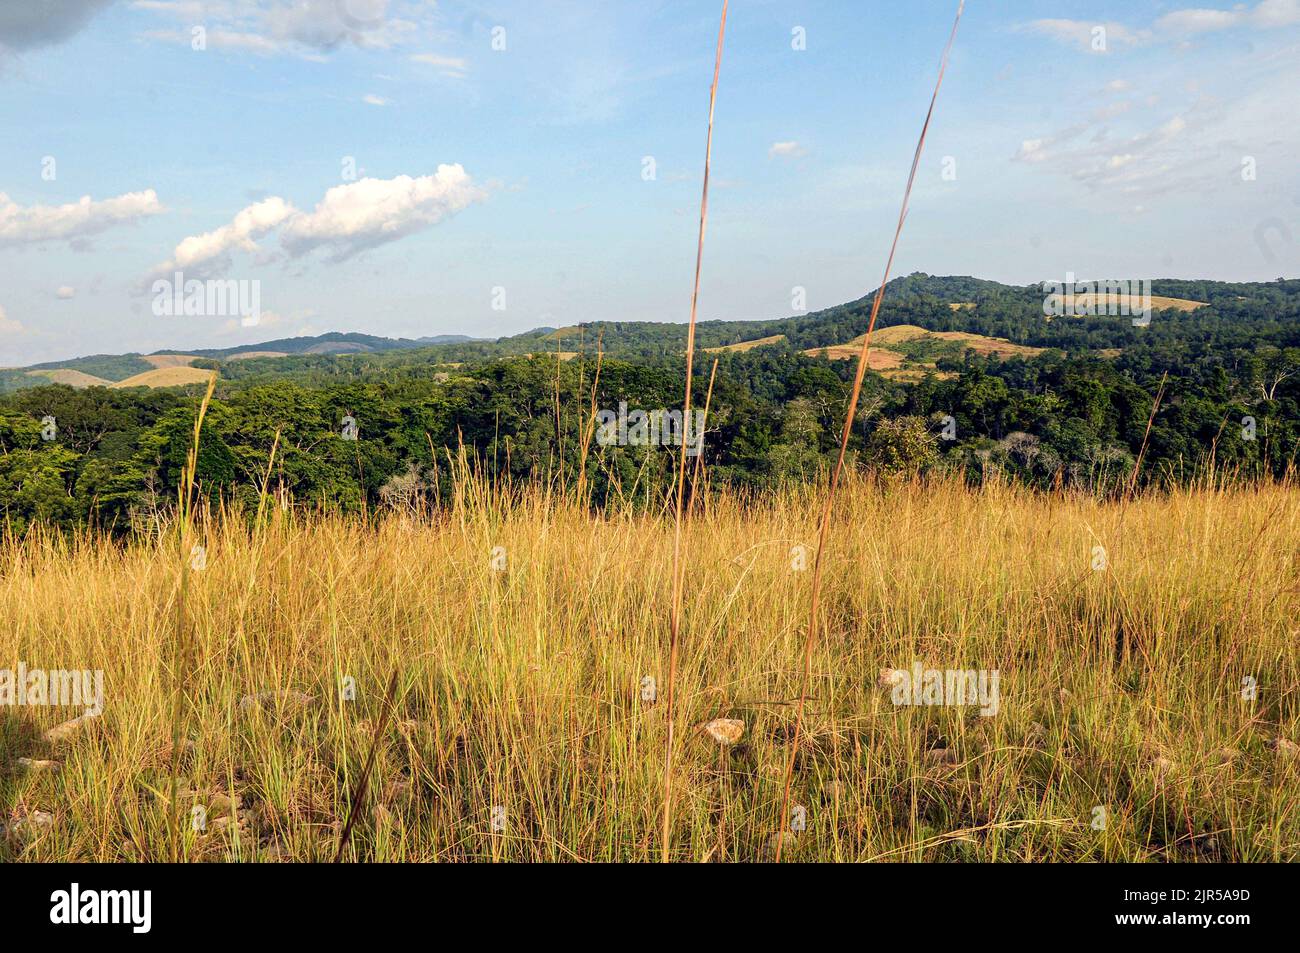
[
  {"xmin": 1025, "ymin": 2, "xmax": 1300, "ymax": 53},
  {"xmin": 410, "ymin": 52, "xmax": 467, "ymax": 79},
  {"xmin": 132, "ymin": 0, "xmax": 432, "ymax": 58}
]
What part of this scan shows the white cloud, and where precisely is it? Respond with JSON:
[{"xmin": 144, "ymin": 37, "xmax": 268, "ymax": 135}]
[
  {"xmin": 362, "ymin": 93, "xmax": 389, "ymax": 106},
  {"xmin": 0, "ymin": 190, "xmax": 164, "ymax": 248},
  {"xmin": 56, "ymin": 286, "xmax": 76, "ymax": 299},
  {"xmin": 1155, "ymin": 9, "xmax": 1241, "ymax": 33},
  {"xmin": 1157, "ymin": 1, "xmax": 1300, "ymax": 32},
  {"xmin": 152, "ymin": 196, "xmax": 293, "ymax": 276},
  {"xmin": 281, "ymin": 165, "xmax": 486, "ymax": 261},
  {"xmin": 769, "ymin": 141, "xmax": 809, "ymax": 159},
  {"xmin": 1030, "ymin": 2, "xmax": 1300, "ymax": 50},
  {"xmin": 1023, "ymin": 19, "xmax": 1148, "ymax": 52},
  {"xmin": 410, "ymin": 52, "xmax": 467, "ymax": 78},
  {"xmin": 133, "ymin": 0, "xmax": 427, "ymax": 57},
  {"xmin": 0, "ymin": 304, "xmax": 22, "ymax": 335},
  {"xmin": 1253, "ymin": 0, "xmax": 1300, "ymax": 27},
  {"xmin": 151, "ymin": 166, "xmax": 485, "ymax": 276},
  {"xmin": 1015, "ymin": 138, "xmax": 1051, "ymax": 163}
]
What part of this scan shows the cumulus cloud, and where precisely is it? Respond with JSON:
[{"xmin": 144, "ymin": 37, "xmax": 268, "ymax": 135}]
[
  {"xmin": 151, "ymin": 196, "xmax": 293, "ymax": 276},
  {"xmin": 362, "ymin": 93, "xmax": 389, "ymax": 106},
  {"xmin": 769, "ymin": 141, "xmax": 809, "ymax": 159},
  {"xmin": 0, "ymin": 0, "xmax": 112, "ymax": 54},
  {"xmin": 281, "ymin": 165, "xmax": 486, "ymax": 261},
  {"xmin": 133, "ymin": 0, "xmax": 427, "ymax": 57},
  {"xmin": 0, "ymin": 190, "xmax": 164, "ymax": 248},
  {"xmin": 151, "ymin": 165, "xmax": 485, "ymax": 277}
]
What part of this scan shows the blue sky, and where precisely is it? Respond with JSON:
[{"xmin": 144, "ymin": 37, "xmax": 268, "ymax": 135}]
[{"xmin": 1, "ymin": 0, "xmax": 1299, "ymax": 365}]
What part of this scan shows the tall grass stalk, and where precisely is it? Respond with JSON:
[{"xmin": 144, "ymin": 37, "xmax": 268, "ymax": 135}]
[
  {"xmin": 775, "ymin": 1, "xmax": 965, "ymax": 861},
  {"xmin": 661, "ymin": 0, "xmax": 729, "ymax": 863}
]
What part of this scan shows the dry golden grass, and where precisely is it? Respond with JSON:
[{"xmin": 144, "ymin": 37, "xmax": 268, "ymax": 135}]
[
  {"xmin": 804, "ymin": 345, "xmax": 905, "ymax": 368},
  {"xmin": 1047, "ymin": 293, "xmax": 1207, "ymax": 314},
  {"xmin": 24, "ymin": 369, "xmax": 114, "ymax": 388},
  {"xmin": 110, "ymin": 367, "xmax": 217, "ymax": 389},
  {"xmin": 805, "ymin": 326, "xmax": 1041, "ymax": 366},
  {"xmin": 705, "ymin": 334, "xmax": 787, "ymax": 353},
  {"xmin": 1, "ymin": 472, "xmax": 1296, "ymax": 862},
  {"xmin": 141, "ymin": 354, "xmax": 200, "ymax": 369}
]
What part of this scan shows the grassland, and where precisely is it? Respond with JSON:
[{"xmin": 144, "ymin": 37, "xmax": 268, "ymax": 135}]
[
  {"xmin": 803, "ymin": 325, "xmax": 1043, "ymax": 379},
  {"xmin": 1, "ymin": 471, "xmax": 1296, "ymax": 862},
  {"xmin": 706, "ymin": 334, "xmax": 788, "ymax": 353},
  {"xmin": 25, "ymin": 369, "xmax": 114, "ymax": 388},
  {"xmin": 110, "ymin": 367, "xmax": 219, "ymax": 389}
]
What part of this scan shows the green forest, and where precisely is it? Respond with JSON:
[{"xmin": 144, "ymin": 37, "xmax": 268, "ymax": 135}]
[{"xmin": 3, "ymin": 274, "xmax": 1299, "ymax": 532}]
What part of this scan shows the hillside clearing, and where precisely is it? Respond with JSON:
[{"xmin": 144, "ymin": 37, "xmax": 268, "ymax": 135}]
[
  {"xmin": 705, "ymin": 334, "xmax": 788, "ymax": 353},
  {"xmin": 109, "ymin": 367, "xmax": 216, "ymax": 389},
  {"xmin": 24, "ymin": 369, "xmax": 114, "ymax": 388}
]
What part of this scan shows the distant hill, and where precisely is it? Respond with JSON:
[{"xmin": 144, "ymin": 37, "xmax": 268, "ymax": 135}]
[{"xmin": 4, "ymin": 273, "xmax": 1298, "ymax": 393}]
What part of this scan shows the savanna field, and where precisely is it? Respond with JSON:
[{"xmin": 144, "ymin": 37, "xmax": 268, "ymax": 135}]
[{"xmin": 2, "ymin": 471, "xmax": 1297, "ymax": 863}]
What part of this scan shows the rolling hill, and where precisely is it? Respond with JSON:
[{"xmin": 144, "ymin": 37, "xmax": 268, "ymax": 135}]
[{"xmin": 4, "ymin": 274, "xmax": 1298, "ymax": 394}]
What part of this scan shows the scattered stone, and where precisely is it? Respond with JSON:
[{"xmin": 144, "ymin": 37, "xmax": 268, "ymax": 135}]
[
  {"xmin": 877, "ymin": 668, "xmax": 906, "ymax": 690},
  {"xmin": 238, "ymin": 690, "xmax": 315, "ymax": 715},
  {"xmin": 44, "ymin": 713, "xmax": 97, "ymax": 744},
  {"xmin": 4, "ymin": 809, "xmax": 54, "ymax": 838},
  {"xmin": 703, "ymin": 718, "xmax": 745, "ymax": 746},
  {"xmin": 16, "ymin": 758, "xmax": 62, "ymax": 774}
]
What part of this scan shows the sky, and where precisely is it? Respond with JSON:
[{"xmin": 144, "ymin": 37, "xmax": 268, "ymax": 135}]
[{"xmin": 1, "ymin": 0, "xmax": 1299, "ymax": 366}]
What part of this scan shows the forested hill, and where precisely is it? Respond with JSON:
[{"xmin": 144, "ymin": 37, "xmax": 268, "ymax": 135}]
[
  {"xmin": 7, "ymin": 274, "xmax": 1300, "ymax": 389},
  {"xmin": 3, "ymin": 273, "xmax": 1300, "ymax": 531}
]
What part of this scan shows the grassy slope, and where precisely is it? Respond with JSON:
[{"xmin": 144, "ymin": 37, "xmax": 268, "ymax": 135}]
[{"xmin": 1, "ymin": 474, "xmax": 1295, "ymax": 861}]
